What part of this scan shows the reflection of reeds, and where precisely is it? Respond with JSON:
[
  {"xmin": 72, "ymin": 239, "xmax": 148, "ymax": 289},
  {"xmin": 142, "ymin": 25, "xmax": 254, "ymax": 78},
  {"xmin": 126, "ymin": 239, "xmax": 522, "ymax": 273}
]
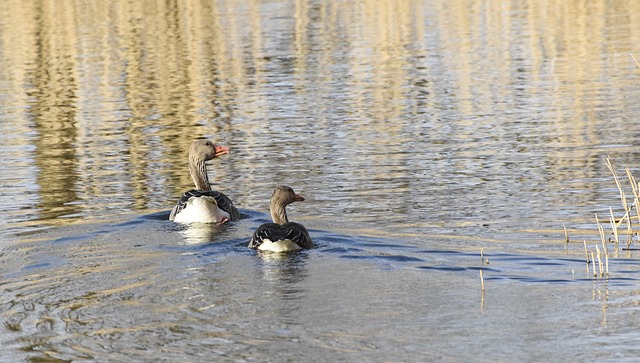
[{"xmin": 479, "ymin": 249, "xmax": 486, "ymax": 289}]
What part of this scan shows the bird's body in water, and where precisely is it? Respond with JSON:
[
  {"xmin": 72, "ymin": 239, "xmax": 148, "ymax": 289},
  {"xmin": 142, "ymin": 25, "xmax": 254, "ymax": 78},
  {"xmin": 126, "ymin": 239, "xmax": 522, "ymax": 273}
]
[
  {"xmin": 170, "ymin": 139, "xmax": 239, "ymax": 224},
  {"xmin": 249, "ymin": 185, "xmax": 313, "ymax": 252}
]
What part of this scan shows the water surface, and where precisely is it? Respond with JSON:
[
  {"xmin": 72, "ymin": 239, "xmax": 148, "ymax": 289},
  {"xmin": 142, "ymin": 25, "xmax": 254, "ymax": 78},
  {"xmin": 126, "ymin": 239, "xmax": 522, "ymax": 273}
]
[{"xmin": 2, "ymin": 0, "xmax": 640, "ymax": 361}]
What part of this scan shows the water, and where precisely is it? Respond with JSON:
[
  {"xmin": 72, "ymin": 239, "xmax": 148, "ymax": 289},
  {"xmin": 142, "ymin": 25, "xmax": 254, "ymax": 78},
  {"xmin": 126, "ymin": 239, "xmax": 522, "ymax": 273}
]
[{"xmin": 2, "ymin": 0, "xmax": 640, "ymax": 361}]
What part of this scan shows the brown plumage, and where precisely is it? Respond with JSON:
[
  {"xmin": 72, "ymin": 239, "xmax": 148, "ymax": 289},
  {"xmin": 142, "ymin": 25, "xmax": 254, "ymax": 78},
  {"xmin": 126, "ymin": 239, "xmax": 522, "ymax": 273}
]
[
  {"xmin": 169, "ymin": 139, "xmax": 239, "ymax": 223},
  {"xmin": 248, "ymin": 185, "xmax": 313, "ymax": 252}
]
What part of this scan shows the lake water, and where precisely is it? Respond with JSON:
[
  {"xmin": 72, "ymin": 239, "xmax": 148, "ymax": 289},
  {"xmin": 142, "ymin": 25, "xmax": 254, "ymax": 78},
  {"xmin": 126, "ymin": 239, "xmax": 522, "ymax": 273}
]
[{"xmin": 2, "ymin": 0, "xmax": 640, "ymax": 361}]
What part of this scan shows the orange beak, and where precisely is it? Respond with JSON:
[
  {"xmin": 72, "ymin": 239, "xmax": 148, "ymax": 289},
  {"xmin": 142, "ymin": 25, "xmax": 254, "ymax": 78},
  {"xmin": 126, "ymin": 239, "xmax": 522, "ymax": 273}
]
[{"xmin": 214, "ymin": 145, "xmax": 230, "ymax": 157}]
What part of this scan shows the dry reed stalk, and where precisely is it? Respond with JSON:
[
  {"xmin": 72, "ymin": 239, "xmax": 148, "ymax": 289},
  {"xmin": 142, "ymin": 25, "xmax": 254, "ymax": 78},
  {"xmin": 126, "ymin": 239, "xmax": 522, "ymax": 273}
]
[
  {"xmin": 563, "ymin": 223, "xmax": 569, "ymax": 252},
  {"xmin": 609, "ymin": 207, "xmax": 621, "ymax": 246},
  {"xmin": 591, "ymin": 251, "xmax": 597, "ymax": 277},
  {"xmin": 632, "ymin": 53, "xmax": 640, "ymax": 69},
  {"xmin": 583, "ymin": 240, "xmax": 589, "ymax": 263},
  {"xmin": 601, "ymin": 233, "xmax": 609, "ymax": 277},
  {"xmin": 583, "ymin": 240, "xmax": 590, "ymax": 275},
  {"xmin": 604, "ymin": 157, "xmax": 634, "ymax": 248},
  {"xmin": 596, "ymin": 214, "xmax": 606, "ymax": 245},
  {"xmin": 596, "ymin": 245, "xmax": 603, "ymax": 277},
  {"xmin": 480, "ymin": 270, "xmax": 485, "ymax": 292},
  {"xmin": 625, "ymin": 167, "xmax": 640, "ymax": 225},
  {"xmin": 604, "ymin": 157, "xmax": 624, "ymax": 204},
  {"xmin": 604, "ymin": 157, "xmax": 632, "ymax": 230}
]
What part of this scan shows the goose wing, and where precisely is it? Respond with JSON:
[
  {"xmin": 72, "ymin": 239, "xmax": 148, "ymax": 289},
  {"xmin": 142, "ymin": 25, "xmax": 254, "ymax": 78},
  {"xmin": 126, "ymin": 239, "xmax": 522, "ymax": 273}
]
[
  {"xmin": 248, "ymin": 222, "xmax": 313, "ymax": 250},
  {"xmin": 211, "ymin": 191, "xmax": 240, "ymax": 220},
  {"xmin": 282, "ymin": 222, "xmax": 313, "ymax": 249}
]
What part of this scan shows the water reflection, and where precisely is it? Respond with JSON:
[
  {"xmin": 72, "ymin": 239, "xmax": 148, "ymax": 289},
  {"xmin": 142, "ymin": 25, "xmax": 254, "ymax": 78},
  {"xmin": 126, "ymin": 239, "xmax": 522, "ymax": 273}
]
[
  {"xmin": 28, "ymin": 1, "xmax": 80, "ymax": 221},
  {"xmin": 176, "ymin": 223, "xmax": 223, "ymax": 245},
  {"xmin": 257, "ymin": 251, "xmax": 309, "ymax": 285},
  {"xmin": 0, "ymin": 0, "xmax": 639, "ymax": 236},
  {"xmin": 3, "ymin": 1, "xmax": 640, "ymax": 361},
  {"xmin": 254, "ymin": 251, "xmax": 309, "ymax": 324}
]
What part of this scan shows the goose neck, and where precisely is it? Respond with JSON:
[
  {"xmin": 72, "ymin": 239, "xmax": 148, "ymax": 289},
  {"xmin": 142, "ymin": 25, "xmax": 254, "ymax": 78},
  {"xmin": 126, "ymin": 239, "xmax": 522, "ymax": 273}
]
[
  {"xmin": 189, "ymin": 158, "xmax": 211, "ymax": 191},
  {"xmin": 270, "ymin": 202, "xmax": 289, "ymax": 225}
]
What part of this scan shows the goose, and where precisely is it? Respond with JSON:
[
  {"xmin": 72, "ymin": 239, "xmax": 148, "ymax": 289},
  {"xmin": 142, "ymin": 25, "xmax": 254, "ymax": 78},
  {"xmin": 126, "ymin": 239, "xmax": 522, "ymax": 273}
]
[
  {"xmin": 169, "ymin": 139, "xmax": 239, "ymax": 223},
  {"xmin": 249, "ymin": 185, "xmax": 313, "ymax": 252}
]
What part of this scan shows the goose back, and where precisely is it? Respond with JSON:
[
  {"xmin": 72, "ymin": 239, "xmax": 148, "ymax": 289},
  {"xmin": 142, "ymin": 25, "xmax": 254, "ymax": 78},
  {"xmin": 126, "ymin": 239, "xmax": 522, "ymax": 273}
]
[{"xmin": 248, "ymin": 221, "xmax": 313, "ymax": 251}]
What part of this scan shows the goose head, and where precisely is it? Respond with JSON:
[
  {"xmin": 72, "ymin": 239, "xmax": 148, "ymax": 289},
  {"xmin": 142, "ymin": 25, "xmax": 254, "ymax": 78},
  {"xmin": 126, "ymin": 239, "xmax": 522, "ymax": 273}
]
[
  {"xmin": 190, "ymin": 139, "xmax": 229, "ymax": 162},
  {"xmin": 188, "ymin": 139, "xmax": 230, "ymax": 191},
  {"xmin": 270, "ymin": 185, "xmax": 305, "ymax": 224}
]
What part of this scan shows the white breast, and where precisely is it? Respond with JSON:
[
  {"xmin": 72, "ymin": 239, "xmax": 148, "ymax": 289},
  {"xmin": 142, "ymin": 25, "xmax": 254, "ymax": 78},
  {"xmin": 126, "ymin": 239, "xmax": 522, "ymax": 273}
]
[
  {"xmin": 173, "ymin": 196, "xmax": 230, "ymax": 224},
  {"xmin": 257, "ymin": 238, "xmax": 303, "ymax": 253}
]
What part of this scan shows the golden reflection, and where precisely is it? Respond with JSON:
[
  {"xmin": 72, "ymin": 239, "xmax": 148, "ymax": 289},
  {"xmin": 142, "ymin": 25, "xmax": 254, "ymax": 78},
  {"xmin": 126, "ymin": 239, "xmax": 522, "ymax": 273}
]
[
  {"xmin": 29, "ymin": 0, "xmax": 81, "ymax": 220},
  {"xmin": 1, "ymin": 0, "xmax": 640, "ymax": 226}
]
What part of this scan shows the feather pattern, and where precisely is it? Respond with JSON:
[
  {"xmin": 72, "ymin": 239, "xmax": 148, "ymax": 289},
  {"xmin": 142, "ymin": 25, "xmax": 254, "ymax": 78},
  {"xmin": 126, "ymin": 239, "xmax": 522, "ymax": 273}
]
[
  {"xmin": 249, "ymin": 185, "xmax": 313, "ymax": 251},
  {"xmin": 170, "ymin": 139, "xmax": 238, "ymax": 224}
]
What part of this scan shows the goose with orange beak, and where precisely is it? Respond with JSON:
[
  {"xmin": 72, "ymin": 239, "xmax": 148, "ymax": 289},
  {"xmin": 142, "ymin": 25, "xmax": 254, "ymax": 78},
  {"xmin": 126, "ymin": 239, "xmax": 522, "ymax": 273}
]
[
  {"xmin": 169, "ymin": 139, "xmax": 239, "ymax": 224},
  {"xmin": 249, "ymin": 185, "xmax": 313, "ymax": 252}
]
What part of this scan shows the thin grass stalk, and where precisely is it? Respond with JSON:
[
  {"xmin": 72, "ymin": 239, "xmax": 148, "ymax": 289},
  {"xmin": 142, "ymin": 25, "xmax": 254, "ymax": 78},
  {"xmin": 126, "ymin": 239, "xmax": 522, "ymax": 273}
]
[
  {"xmin": 625, "ymin": 168, "xmax": 640, "ymax": 225},
  {"xmin": 583, "ymin": 240, "xmax": 590, "ymax": 273},
  {"xmin": 605, "ymin": 158, "xmax": 629, "ymax": 243},
  {"xmin": 596, "ymin": 214, "xmax": 606, "ymax": 244},
  {"xmin": 596, "ymin": 245, "xmax": 603, "ymax": 277},
  {"xmin": 632, "ymin": 53, "xmax": 640, "ymax": 69},
  {"xmin": 609, "ymin": 207, "xmax": 620, "ymax": 246},
  {"xmin": 604, "ymin": 157, "xmax": 625, "ymax": 208},
  {"xmin": 620, "ymin": 190, "xmax": 633, "ymax": 246},
  {"xmin": 591, "ymin": 251, "xmax": 597, "ymax": 278},
  {"xmin": 626, "ymin": 169, "xmax": 640, "ymax": 249},
  {"xmin": 601, "ymin": 234, "xmax": 609, "ymax": 278},
  {"xmin": 617, "ymin": 190, "xmax": 630, "ymax": 230},
  {"xmin": 563, "ymin": 223, "xmax": 569, "ymax": 252},
  {"xmin": 605, "ymin": 157, "xmax": 633, "ymax": 245},
  {"xmin": 620, "ymin": 188, "xmax": 633, "ymax": 246}
]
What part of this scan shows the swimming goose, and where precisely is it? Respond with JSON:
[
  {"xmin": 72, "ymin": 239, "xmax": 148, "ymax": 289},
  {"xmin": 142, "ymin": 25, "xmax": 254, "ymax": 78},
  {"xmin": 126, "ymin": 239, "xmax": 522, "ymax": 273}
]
[
  {"xmin": 249, "ymin": 185, "xmax": 313, "ymax": 252},
  {"xmin": 169, "ymin": 139, "xmax": 239, "ymax": 223}
]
